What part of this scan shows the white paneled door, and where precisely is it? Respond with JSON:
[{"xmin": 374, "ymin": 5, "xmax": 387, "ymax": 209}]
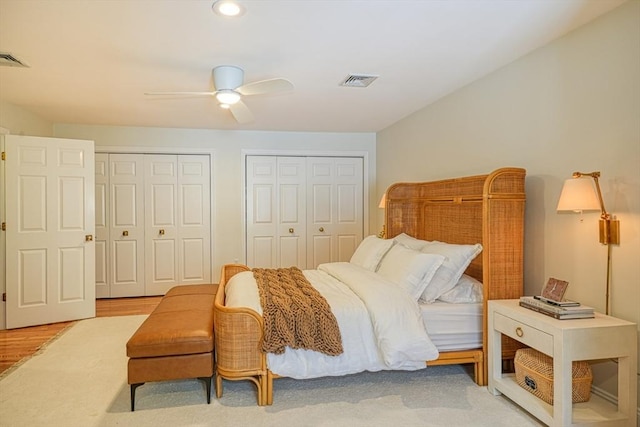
[
  {"xmin": 5, "ymin": 135, "xmax": 95, "ymax": 329},
  {"xmin": 246, "ymin": 156, "xmax": 363, "ymax": 270}
]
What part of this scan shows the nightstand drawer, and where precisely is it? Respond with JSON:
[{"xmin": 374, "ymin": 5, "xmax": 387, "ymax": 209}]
[{"xmin": 494, "ymin": 312, "xmax": 553, "ymax": 355}]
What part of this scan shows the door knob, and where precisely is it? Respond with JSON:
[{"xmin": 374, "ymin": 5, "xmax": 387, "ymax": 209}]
[
  {"xmin": 289, "ymin": 228, "xmax": 294, "ymax": 234},
  {"xmin": 159, "ymin": 229, "xmax": 165, "ymax": 235},
  {"xmin": 122, "ymin": 230, "xmax": 129, "ymax": 237},
  {"xmin": 319, "ymin": 227, "xmax": 324, "ymax": 232},
  {"xmin": 85, "ymin": 235, "xmax": 93, "ymax": 242}
]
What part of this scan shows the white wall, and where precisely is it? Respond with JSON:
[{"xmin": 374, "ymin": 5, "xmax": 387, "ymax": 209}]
[
  {"xmin": 52, "ymin": 124, "xmax": 376, "ymax": 278},
  {"xmin": 0, "ymin": 101, "xmax": 53, "ymax": 137},
  {"xmin": 377, "ymin": 1, "xmax": 639, "ymax": 406}
]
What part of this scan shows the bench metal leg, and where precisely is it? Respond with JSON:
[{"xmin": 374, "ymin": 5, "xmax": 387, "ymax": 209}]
[
  {"xmin": 130, "ymin": 377, "xmax": 212, "ymax": 411},
  {"xmin": 130, "ymin": 383, "xmax": 144, "ymax": 411},
  {"xmin": 198, "ymin": 376, "xmax": 213, "ymax": 404}
]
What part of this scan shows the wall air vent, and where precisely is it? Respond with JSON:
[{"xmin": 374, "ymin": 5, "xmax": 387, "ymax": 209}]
[
  {"xmin": 0, "ymin": 52, "xmax": 29, "ymax": 68},
  {"xmin": 340, "ymin": 74, "xmax": 378, "ymax": 88}
]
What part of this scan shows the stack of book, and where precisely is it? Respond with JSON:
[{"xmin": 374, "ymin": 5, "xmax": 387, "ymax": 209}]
[{"xmin": 519, "ymin": 296, "xmax": 595, "ymax": 319}]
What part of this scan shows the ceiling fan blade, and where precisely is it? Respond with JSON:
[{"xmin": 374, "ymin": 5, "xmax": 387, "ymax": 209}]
[
  {"xmin": 145, "ymin": 91, "xmax": 215, "ymax": 96},
  {"xmin": 229, "ymin": 100, "xmax": 254, "ymax": 124},
  {"xmin": 237, "ymin": 78, "xmax": 293, "ymax": 96}
]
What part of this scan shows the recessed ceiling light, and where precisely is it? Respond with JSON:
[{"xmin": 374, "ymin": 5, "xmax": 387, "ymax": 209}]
[{"xmin": 212, "ymin": 0, "xmax": 245, "ymax": 17}]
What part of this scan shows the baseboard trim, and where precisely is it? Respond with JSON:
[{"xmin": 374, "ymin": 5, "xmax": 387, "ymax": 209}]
[{"xmin": 590, "ymin": 385, "xmax": 640, "ymax": 424}]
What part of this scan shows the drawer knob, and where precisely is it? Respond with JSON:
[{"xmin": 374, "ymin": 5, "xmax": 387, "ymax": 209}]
[{"xmin": 515, "ymin": 327, "xmax": 524, "ymax": 337}]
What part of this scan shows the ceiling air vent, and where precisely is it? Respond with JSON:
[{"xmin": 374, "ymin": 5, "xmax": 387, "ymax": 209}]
[
  {"xmin": 340, "ymin": 74, "xmax": 378, "ymax": 88},
  {"xmin": 0, "ymin": 52, "xmax": 29, "ymax": 68}
]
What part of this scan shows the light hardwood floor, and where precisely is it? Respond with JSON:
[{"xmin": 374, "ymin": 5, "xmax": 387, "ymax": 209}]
[{"xmin": 0, "ymin": 296, "xmax": 162, "ymax": 376}]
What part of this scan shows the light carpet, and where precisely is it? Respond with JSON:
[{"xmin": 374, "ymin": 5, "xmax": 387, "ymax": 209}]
[{"xmin": 0, "ymin": 315, "xmax": 543, "ymax": 427}]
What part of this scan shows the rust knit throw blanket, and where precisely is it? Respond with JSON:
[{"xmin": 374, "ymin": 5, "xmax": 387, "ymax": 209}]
[{"xmin": 252, "ymin": 267, "xmax": 343, "ymax": 356}]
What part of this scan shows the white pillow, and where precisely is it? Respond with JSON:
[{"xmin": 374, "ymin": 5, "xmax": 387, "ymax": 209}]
[
  {"xmin": 393, "ymin": 233, "xmax": 428, "ymax": 251},
  {"xmin": 437, "ymin": 274, "xmax": 484, "ymax": 304},
  {"xmin": 349, "ymin": 235, "xmax": 395, "ymax": 271},
  {"xmin": 419, "ymin": 241, "xmax": 483, "ymax": 303},
  {"xmin": 376, "ymin": 244, "xmax": 445, "ymax": 300}
]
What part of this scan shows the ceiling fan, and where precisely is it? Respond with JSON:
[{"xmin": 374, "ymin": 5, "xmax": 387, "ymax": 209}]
[{"xmin": 146, "ymin": 65, "xmax": 293, "ymax": 123}]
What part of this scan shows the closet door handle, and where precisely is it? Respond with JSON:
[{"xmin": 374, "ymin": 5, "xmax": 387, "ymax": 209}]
[
  {"xmin": 85, "ymin": 235, "xmax": 93, "ymax": 242},
  {"xmin": 122, "ymin": 230, "xmax": 129, "ymax": 237},
  {"xmin": 159, "ymin": 229, "xmax": 165, "ymax": 235},
  {"xmin": 319, "ymin": 227, "xmax": 324, "ymax": 232},
  {"xmin": 289, "ymin": 228, "xmax": 294, "ymax": 234}
]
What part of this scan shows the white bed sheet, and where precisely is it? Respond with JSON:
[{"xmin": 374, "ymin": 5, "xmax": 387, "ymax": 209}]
[{"xmin": 420, "ymin": 301, "xmax": 482, "ymax": 352}]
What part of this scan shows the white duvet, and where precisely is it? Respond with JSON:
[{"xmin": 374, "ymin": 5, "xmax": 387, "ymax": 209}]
[{"xmin": 224, "ymin": 262, "xmax": 439, "ymax": 379}]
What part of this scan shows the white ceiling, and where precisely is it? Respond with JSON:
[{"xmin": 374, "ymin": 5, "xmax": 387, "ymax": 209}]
[{"xmin": 0, "ymin": 0, "xmax": 627, "ymax": 133}]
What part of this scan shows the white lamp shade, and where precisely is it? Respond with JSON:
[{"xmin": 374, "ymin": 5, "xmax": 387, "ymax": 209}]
[
  {"xmin": 378, "ymin": 193, "xmax": 386, "ymax": 209},
  {"xmin": 557, "ymin": 178, "xmax": 600, "ymax": 212}
]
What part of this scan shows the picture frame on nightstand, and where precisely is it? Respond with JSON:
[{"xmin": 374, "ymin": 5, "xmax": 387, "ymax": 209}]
[{"xmin": 541, "ymin": 277, "xmax": 569, "ymax": 302}]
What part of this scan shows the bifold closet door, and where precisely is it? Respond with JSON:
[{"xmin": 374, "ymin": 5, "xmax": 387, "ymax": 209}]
[
  {"xmin": 246, "ymin": 156, "xmax": 306, "ymax": 268},
  {"xmin": 100, "ymin": 154, "xmax": 211, "ymax": 297},
  {"xmin": 144, "ymin": 155, "xmax": 211, "ymax": 295},
  {"xmin": 109, "ymin": 154, "xmax": 145, "ymax": 297},
  {"xmin": 246, "ymin": 155, "xmax": 363, "ymax": 270},
  {"xmin": 176, "ymin": 155, "xmax": 211, "ymax": 287},
  {"xmin": 306, "ymin": 157, "xmax": 363, "ymax": 268}
]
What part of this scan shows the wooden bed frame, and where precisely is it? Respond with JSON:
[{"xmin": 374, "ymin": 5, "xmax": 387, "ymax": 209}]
[{"xmin": 213, "ymin": 167, "xmax": 526, "ymax": 405}]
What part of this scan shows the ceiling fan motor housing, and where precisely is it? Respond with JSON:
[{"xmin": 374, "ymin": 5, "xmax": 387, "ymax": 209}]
[{"xmin": 213, "ymin": 65, "xmax": 244, "ymax": 90}]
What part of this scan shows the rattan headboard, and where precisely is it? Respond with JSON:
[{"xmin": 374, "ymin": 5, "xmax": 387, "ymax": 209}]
[{"xmin": 384, "ymin": 167, "xmax": 526, "ymax": 302}]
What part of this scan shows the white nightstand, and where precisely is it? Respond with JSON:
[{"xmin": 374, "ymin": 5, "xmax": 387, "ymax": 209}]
[{"xmin": 488, "ymin": 299, "xmax": 637, "ymax": 427}]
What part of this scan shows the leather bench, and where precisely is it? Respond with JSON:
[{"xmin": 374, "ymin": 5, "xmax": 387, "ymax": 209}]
[{"xmin": 126, "ymin": 284, "xmax": 217, "ymax": 411}]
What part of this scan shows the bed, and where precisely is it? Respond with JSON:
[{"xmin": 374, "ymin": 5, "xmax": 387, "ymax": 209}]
[{"xmin": 213, "ymin": 167, "xmax": 526, "ymax": 405}]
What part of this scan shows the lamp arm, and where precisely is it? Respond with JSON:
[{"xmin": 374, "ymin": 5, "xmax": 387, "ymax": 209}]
[
  {"xmin": 573, "ymin": 171, "xmax": 609, "ymax": 219},
  {"xmin": 573, "ymin": 171, "xmax": 620, "ymax": 246}
]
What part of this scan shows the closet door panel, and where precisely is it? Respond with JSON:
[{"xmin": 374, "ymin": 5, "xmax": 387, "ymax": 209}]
[
  {"xmin": 177, "ymin": 155, "xmax": 210, "ymax": 284},
  {"xmin": 333, "ymin": 158, "xmax": 363, "ymax": 262},
  {"xmin": 109, "ymin": 154, "xmax": 145, "ymax": 297},
  {"xmin": 246, "ymin": 156, "xmax": 277, "ymax": 267},
  {"xmin": 307, "ymin": 157, "xmax": 363, "ymax": 267},
  {"xmin": 309, "ymin": 235, "xmax": 332, "ymax": 268},
  {"xmin": 276, "ymin": 157, "xmax": 306, "ymax": 268},
  {"xmin": 144, "ymin": 155, "xmax": 178, "ymax": 295},
  {"xmin": 308, "ymin": 179, "xmax": 332, "ymax": 267}
]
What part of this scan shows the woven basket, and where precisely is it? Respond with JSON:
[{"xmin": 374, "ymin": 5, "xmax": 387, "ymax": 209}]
[{"xmin": 514, "ymin": 348, "xmax": 592, "ymax": 405}]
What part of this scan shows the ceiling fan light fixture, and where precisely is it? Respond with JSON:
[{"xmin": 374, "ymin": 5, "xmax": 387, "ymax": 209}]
[
  {"xmin": 219, "ymin": 103, "xmax": 231, "ymax": 109},
  {"xmin": 212, "ymin": 0, "xmax": 245, "ymax": 17},
  {"xmin": 216, "ymin": 89, "xmax": 241, "ymax": 105}
]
